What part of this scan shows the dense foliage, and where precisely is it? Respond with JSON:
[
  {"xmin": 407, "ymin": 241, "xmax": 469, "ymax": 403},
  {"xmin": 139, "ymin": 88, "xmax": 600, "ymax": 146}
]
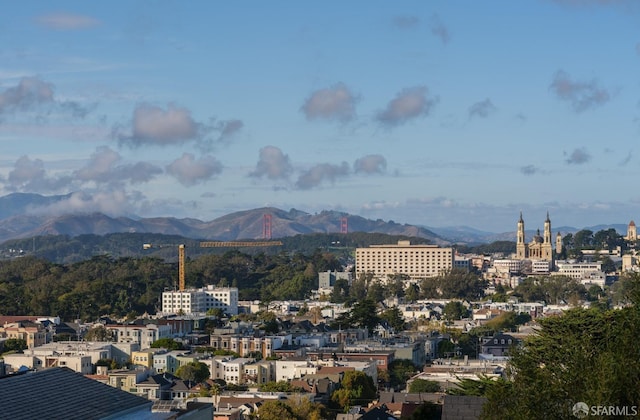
[
  {"xmin": 481, "ymin": 273, "xmax": 640, "ymax": 419},
  {"xmin": 1, "ymin": 232, "xmax": 430, "ymax": 264},
  {"xmin": 0, "ymin": 247, "xmax": 340, "ymax": 320}
]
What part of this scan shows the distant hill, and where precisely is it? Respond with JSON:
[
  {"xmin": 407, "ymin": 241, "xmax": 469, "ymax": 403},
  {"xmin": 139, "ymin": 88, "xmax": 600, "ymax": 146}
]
[
  {"xmin": 0, "ymin": 193, "xmax": 448, "ymax": 245},
  {"xmin": 426, "ymin": 223, "xmax": 629, "ymax": 245}
]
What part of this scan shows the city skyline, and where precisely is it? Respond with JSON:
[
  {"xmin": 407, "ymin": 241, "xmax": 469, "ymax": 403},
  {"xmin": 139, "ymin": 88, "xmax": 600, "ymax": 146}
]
[{"xmin": 1, "ymin": 1, "xmax": 640, "ymax": 233}]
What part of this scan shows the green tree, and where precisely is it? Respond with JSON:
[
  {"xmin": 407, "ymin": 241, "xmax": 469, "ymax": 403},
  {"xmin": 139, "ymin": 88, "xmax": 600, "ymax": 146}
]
[
  {"xmin": 258, "ymin": 380, "xmax": 304, "ymax": 392},
  {"xmin": 380, "ymin": 306, "xmax": 405, "ymax": 331},
  {"xmin": 331, "ymin": 371, "xmax": 377, "ymax": 410},
  {"xmin": 339, "ymin": 298, "xmax": 380, "ymax": 334},
  {"xmin": 150, "ymin": 337, "xmax": 183, "ymax": 350},
  {"xmin": 388, "ymin": 359, "xmax": 418, "ymax": 390},
  {"xmin": 2, "ymin": 338, "xmax": 27, "ymax": 353},
  {"xmin": 481, "ymin": 304, "xmax": 640, "ymax": 419},
  {"xmin": 405, "ymin": 283, "xmax": 420, "ymax": 302},
  {"xmin": 331, "ymin": 278, "xmax": 350, "ymax": 303},
  {"xmin": 176, "ymin": 361, "xmax": 210, "ymax": 383},
  {"xmin": 443, "ymin": 301, "xmax": 468, "ymax": 321},
  {"xmin": 84, "ymin": 325, "xmax": 112, "ymax": 341},
  {"xmin": 255, "ymin": 400, "xmax": 298, "ymax": 420},
  {"xmin": 409, "ymin": 378, "xmax": 441, "ymax": 393}
]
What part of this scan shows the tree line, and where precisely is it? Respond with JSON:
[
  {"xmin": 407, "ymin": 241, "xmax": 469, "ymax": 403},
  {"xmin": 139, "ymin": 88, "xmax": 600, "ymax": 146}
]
[{"xmin": 0, "ymin": 249, "xmax": 341, "ymax": 320}]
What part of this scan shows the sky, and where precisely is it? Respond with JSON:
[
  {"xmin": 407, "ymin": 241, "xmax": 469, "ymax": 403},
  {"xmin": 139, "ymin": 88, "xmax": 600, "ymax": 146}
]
[{"xmin": 1, "ymin": 0, "xmax": 640, "ymax": 233}]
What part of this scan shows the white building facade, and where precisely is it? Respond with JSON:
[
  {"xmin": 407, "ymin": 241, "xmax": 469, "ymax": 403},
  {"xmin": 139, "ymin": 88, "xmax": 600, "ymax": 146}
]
[{"xmin": 161, "ymin": 286, "xmax": 239, "ymax": 315}]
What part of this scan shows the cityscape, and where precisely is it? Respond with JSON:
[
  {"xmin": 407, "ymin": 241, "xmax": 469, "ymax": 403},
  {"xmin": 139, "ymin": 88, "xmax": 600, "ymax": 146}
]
[
  {"xmin": 1, "ymin": 207, "xmax": 640, "ymax": 419},
  {"xmin": 2, "ymin": 1, "xmax": 640, "ymax": 419}
]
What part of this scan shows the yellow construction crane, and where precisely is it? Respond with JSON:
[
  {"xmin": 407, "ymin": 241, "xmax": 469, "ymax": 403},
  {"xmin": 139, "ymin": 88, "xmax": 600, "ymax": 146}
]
[{"xmin": 143, "ymin": 240, "xmax": 283, "ymax": 291}]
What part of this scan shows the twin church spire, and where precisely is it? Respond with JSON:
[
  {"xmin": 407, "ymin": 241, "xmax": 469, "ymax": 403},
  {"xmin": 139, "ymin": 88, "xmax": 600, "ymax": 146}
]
[{"xmin": 516, "ymin": 212, "xmax": 554, "ymax": 261}]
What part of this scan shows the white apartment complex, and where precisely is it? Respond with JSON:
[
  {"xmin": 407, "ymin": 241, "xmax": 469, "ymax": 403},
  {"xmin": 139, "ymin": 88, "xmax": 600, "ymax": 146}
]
[
  {"xmin": 161, "ymin": 286, "xmax": 239, "ymax": 315},
  {"xmin": 556, "ymin": 262, "xmax": 606, "ymax": 287},
  {"xmin": 355, "ymin": 241, "xmax": 454, "ymax": 280}
]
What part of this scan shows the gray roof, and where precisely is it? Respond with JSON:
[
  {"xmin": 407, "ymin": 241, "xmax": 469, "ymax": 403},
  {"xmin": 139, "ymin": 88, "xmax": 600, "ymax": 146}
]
[
  {"xmin": 441, "ymin": 395, "xmax": 487, "ymax": 420},
  {"xmin": 0, "ymin": 367, "xmax": 152, "ymax": 420}
]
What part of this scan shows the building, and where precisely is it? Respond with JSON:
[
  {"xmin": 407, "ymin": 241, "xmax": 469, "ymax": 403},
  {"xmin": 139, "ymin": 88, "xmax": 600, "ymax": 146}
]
[
  {"xmin": 0, "ymin": 321, "xmax": 46, "ymax": 349},
  {"xmin": 625, "ymin": 220, "xmax": 637, "ymax": 242},
  {"xmin": 0, "ymin": 367, "xmax": 153, "ymax": 419},
  {"xmin": 162, "ymin": 286, "xmax": 239, "ymax": 315},
  {"xmin": 106, "ymin": 323, "xmax": 172, "ymax": 349},
  {"xmin": 355, "ymin": 241, "xmax": 454, "ymax": 281},
  {"xmin": 209, "ymin": 334, "xmax": 291, "ymax": 359},
  {"xmin": 556, "ymin": 261, "xmax": 606, "ymax": 287},
  {"xmin": 515, "ymin": 212, "xmax": 553, "ymax": 261}
]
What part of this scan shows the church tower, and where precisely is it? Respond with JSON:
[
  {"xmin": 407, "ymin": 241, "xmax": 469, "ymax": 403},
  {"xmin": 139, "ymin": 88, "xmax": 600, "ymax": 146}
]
[
  {"xmin": 626, "ymin": 221, "xmax": 637, "ymax": 242},
  {"xmin": 556, "ymin": 232, "xmax": 563, "ymax": 255},
  {"xmin": 516, "ymin": 212, "xmax": 527, "ymax": 259},
  {"xmin": 542, "ymin": 212, "xmax": 553, "ymax": 260}
]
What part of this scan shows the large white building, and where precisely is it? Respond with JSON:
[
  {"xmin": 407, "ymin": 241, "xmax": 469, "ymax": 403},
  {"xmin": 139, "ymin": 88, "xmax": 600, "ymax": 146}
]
[
  {"xmin": 161, "ymin": 286, "xmax": 239, "ymax": 315},
  {"xmin": 556, "ymin": 261, "xmax": 606, "ymax": 287},
  {"xmin": 355, "ymin": 240, "xmax": 454, "ymax": 280}
]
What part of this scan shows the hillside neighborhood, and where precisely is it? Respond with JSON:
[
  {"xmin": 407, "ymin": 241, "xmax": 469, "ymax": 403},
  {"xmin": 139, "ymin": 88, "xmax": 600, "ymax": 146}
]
[{"xmin": 2, "ymin": 213, "xmax": 640, "ymax": 419}]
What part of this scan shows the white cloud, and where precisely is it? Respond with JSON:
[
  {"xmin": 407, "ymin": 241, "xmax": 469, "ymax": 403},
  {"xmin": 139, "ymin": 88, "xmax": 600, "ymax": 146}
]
[
  {"xmin": 354, "ymin": 155, "xmax": 387, "ymax": 174},
  {"xmin": 301, "ymin": 83, "xmax": 358, "ymax": 122},
  {"xmin": 376, "ymin": 86, "xmax": 437, "ymax": 126},
  {"xmin": 166, "ymin": 153, "xmax": 223, "ymax": 186},
  {"xmin": 250, "ymin": 146, "xmax": 293, "ymax": 180},
  {"xmin": 295, "ymin": 162, "xmax": 350, "ymax": 189}
]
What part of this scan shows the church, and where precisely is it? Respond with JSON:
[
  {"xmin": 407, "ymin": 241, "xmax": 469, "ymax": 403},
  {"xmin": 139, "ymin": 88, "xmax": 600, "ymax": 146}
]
[{"xmin": 515, "ymin": 212, "xmax": 556, "ymax": 261}]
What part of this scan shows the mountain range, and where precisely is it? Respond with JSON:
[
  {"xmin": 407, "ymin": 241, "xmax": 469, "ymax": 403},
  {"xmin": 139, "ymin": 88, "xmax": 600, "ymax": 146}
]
[{"xmin": 0, "ymin": 193, "xmax": 628, "ymax": 245}]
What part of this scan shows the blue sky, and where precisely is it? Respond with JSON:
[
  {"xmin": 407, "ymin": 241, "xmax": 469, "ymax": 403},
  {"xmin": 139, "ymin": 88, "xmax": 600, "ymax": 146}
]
[{"xmin": 0, "ymin": 0, "xmax": 639, "ymax": 233}]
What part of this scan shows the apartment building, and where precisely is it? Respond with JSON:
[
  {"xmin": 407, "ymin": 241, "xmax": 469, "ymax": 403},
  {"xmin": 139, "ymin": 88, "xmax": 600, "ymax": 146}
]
[
  {"xmin": 209, "ymin": 334, "xmax": 291, "ymax": 359},
  {"xmin": 161, "ymin": 286, "xmax": 239, "ymax": 315},
  {"xmin": 0, "ymin": 321, "xmax": 46, "ymax": 349},
  {"xmin": 355, "ymin": 241, "xmax": 454, "ymax": 280},
  {"xmin": 556, "ymin": 261, "xmax": 606, "ymax": 287},
  {"xmin": 106, "ymin": 323, "xmax": 172, "ymax": 349}
]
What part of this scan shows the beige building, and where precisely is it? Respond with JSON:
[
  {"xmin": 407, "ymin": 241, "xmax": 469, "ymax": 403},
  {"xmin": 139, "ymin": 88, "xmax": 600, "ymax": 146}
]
[
  {"xmin": 516, "ymin": 212, "xmax": 553, "ymax": 261},
  {"xmin": 355, "ymin": 240, "xmax": 454, "ymax": 280},
  {"xmin": 625, "ymin": 220, "xmax": 637, "ymax": 241},
  {"xmin": 0, "ymin": 321, "xmax": 46, "ymax": 349}
]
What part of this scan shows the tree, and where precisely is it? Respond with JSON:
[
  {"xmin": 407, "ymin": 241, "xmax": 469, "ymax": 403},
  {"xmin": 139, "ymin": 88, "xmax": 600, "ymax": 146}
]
[
  {"xmin": 176, "ymin": 361, "xmax": 210, "ymax": 383},
  {"xmin": 405, "ymin": 283, "xmax": 420, "ymax": 302},
  {"xmin": 331, "ymin": 278, "xmax": 350, "ymax": 303},
  {"xmin": 84, "ymin": 325, "xmax": 112, "ymax": 341},
  {"xmin": 600, "ymin": 256, "xmax": 617, "ymax": 274},
  {"xmin": 255, "ymin": 400, "xmax": 297, "ymax": 420},
  {"xmin": 331, "ymin": 371, "xmax": 377, "ymax": 410},
  {"xmin": 150, "ymin": 337, "xmax": 183, "ymax": 350},
  {"xmin": 481, "ymin": 304, "xmax": 640, "ymax": 419},
  {"xmin": 388, "ymin": 359, "xmax": 418, "ymax": 390},
  {"xmin": 443, "ymin": 301, "xmax": 468, "ymax": 321},
  {"xmin": 348, "ymin": 298, "xmax": 380, "ymax": 333},
  {"xmin": 258, "ymin": 380, "xmax": 304, "ymax": 392},
  {"xmin": 409, "ymin": 378, "xmax": 441, "ymax": 393},
  {"xmin": 380, "ymin": 307, "xmax": 405, "ymax": 332},
  {"xmin": 2, "ymin": 338, "xmax": 27, "ymax": 353}
]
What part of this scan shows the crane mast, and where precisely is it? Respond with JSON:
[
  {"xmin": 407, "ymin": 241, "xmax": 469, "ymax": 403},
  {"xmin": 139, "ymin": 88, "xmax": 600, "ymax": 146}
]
[{"xmin": 144, "ymin": 240, "xmax": 283, "ymax": 292}]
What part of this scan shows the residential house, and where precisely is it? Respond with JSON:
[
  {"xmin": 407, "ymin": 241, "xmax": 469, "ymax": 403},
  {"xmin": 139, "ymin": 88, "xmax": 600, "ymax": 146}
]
[{"xmin": 481, "ymin": 333, "xmax": 519, "ymax": 358}]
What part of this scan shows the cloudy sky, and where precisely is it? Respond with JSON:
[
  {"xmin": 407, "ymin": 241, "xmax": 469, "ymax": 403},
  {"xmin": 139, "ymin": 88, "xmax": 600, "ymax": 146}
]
[{"xmin": 1, "ymin": 0, "xmax": 639, "ymax": 233}]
